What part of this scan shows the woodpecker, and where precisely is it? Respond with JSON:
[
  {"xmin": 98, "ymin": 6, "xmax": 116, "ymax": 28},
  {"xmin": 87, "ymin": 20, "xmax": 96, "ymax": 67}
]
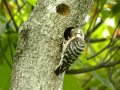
[{"xmin": 55, "ymin": 27, "xmax": 85, "ymax": 76}]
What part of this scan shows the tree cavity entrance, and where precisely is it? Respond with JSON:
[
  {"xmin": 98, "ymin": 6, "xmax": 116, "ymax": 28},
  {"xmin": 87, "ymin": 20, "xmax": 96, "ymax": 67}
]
[{"xmin": 56, "ymin": 3, "xmax": 70, "ymax": 16}]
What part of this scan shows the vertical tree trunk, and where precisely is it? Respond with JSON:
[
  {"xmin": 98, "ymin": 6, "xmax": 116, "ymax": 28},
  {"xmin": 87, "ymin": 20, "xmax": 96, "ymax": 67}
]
[{"xmin": 11, "ymin": 0, "xmax": 93, "ymax": 90}]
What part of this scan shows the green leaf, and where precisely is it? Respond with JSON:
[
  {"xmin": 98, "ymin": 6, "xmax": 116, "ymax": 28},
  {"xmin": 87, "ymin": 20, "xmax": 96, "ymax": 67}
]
[
  {"xmin": 63, "ymin": 75, "xmax": 83, "ymax": 90},
  {"xmin": 27, "ymin": 0, "xmax": 37, "ymax": 6}
]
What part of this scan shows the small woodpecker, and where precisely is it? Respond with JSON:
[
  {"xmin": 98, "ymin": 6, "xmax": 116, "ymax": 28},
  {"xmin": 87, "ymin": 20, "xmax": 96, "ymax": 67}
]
[{"xmin": 55, "ymin": 27, "xmax": 85, "ymax": 75}]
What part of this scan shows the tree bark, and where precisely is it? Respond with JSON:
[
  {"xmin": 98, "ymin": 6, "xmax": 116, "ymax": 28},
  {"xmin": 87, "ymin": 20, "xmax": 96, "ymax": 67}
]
[{"xmin": 11, "ymin": 0, "xmax": 93, "ymax": 90}]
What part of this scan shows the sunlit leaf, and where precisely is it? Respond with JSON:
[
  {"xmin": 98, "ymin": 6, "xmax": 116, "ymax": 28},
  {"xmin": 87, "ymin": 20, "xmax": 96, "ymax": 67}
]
[{"xmin": 27, "ymin": 0, "xmax": 37, "ymax": 6}]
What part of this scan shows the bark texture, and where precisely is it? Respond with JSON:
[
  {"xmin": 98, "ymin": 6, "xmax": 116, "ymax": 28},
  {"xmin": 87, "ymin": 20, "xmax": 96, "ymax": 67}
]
[{"xmin": 11, "ymin": 0, "xmax": 93, "ymax": 90}]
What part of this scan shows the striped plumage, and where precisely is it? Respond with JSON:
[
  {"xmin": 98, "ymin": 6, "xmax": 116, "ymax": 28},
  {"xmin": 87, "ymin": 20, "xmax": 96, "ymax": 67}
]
[{"xmin": 55, "ymin": 28, "xmax": 85, "ymax": 76}]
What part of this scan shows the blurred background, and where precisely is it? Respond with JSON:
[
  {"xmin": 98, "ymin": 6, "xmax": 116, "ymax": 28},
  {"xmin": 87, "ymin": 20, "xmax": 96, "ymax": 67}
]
[{"xmin": 0, "ymin": 0, "xmax": 120, "ymax": 90}]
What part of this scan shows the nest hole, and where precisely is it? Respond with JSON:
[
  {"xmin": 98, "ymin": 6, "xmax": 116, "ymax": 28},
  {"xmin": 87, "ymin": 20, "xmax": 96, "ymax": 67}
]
[{"xmin": 56, "ymin": 3, "xmax": 70, "ymax": 16}]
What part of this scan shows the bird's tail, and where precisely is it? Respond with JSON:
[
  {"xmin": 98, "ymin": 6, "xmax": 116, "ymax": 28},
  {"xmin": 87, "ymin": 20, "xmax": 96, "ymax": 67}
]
[
  {"xmin": 54, "ymin": 66, "xmax": 61, "ymax": 76},
  {"xmin": 54, "ymin": 61, "xmax": 68, "ymax": 76}
]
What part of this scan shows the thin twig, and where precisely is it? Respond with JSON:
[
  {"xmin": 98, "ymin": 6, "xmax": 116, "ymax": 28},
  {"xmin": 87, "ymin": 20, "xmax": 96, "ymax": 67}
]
[
  {"xmin": 88, "ymin": 38, "xmax": 107, "ymax": 43},
  {"xmin": 7, "ymin": 1, "xmax": 27, "ymax": 26},
  {"xmin": 108, "ymin": 67, "xmax": 115, "ymax": 86},
  {"xmin": 66, "ymin": 60, "xmax": 120, "ymax": 74},
  {"xmin": 105, "ymin": 48, "xmax": 119, "ymax": 63},
  {"xmin": 3, "ymin": 0, "xmax": 18, "ymax": 31},
  {"xmin": 86, "ymin": 43, "xmax": 101, "ymax": 61},
  {"xmin": 87, "ymin": 43, "xmax": 111, "ymax": 60},
  {"xmin": 111, "ymin": 20, "xmax": 120, "ymax": 42},
  {"xmin": 15, "ymin": 0, "xmax": 20, "ymax": 10},
  {"xmin": 81, "ymin": 75, "xmax": 93, "ymax": 87},
  {"xmin": 86, "ymin": 1, "xmax": 100, "ymax": 35},
  {"xmin": 7, "ymin": 34, "xmax": 13, "ymax": 60},
  {"xmin": 0, "ymin": 36, "xmax": 12, "ymax": 69},
  {"xmin": 85, "ymin": 4, "xmax": 102, "ymax": 59},
  {"xmin": 87, "ymin": 20, "xmax": 120, "ymax": 60},
  {"xmin": 87, "ymin": 35, "xmax": 119, "ymax": 60},
  {"xmin": 85, "ymin": 21, "xmax": 103, "ymax": 40}
]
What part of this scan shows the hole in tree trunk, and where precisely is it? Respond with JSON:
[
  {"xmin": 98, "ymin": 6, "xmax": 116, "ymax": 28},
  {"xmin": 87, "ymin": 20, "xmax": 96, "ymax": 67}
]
[{"xmin": 56, "ymin": 3, "xmax": 70, "ymax": 16}]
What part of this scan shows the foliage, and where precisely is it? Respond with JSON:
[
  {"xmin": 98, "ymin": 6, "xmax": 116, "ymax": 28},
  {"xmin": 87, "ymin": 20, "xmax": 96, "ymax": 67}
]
[
  {"xmin": 0, "ymin": 0, "xmax": 33, "ymax": 89},
  {"xmin": 0, "ymin": 0, "xmax": 120, "ymax": 90}
]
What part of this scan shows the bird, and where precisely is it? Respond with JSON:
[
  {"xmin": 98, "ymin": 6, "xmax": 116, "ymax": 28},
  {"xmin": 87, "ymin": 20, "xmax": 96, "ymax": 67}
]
[{"xmin": 55, "ymin": 27, "xmax": 85, "ymax": 76}]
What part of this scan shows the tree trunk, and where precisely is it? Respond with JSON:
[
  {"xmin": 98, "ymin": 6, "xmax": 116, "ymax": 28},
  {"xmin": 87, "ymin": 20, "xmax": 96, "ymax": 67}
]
[{"xmin": 11, "ymin": 0, "xmax": 93, "ymax": 90}]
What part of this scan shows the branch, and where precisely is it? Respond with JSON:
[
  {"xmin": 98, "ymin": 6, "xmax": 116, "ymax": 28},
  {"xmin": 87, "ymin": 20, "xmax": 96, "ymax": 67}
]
[
  {"xmin": 7, "ymin": 1, "xmax": 27, "ymax": 26},
  {"xmin": 111, "ymin": 20, "xmax": 120, "ymax": 42},
  {"xmin": 15, "ymin": 0, "xmax": 20, "ymax": 10},
  {"xmin": 87, "ymin": 19, "xmax": 120, "ymax": 43},
  {"xmin": 3, "ymin": 0, "xmax": 18, "ymax": 31},
  {"xmin": 7, "ymin": 35, "xmax": 13, "ymax": 60},
  {"xmin": 85, "ymin": 21, "xmax": 103, "ymax": 40},
  {"xmin": 66, "ymin": 60, "xmax": 120, "ymax": 74},
  {"xmin": 81, "ymin": 75, "xmax": 93, "ymax": 87},
  {"xmin": 85, "ymin": 1, "xmax": 100, "ymax": 35},
  {"xmin": 88, "ymin": 38, "xmax": 107, "ymax": 43},
  {"xmin": 87, "ymin": 37, "xmax": 119, "ymax": 60},
  {"xmin": 87, "ymin": 43, "xmax": 111, "ymax": 60}
]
